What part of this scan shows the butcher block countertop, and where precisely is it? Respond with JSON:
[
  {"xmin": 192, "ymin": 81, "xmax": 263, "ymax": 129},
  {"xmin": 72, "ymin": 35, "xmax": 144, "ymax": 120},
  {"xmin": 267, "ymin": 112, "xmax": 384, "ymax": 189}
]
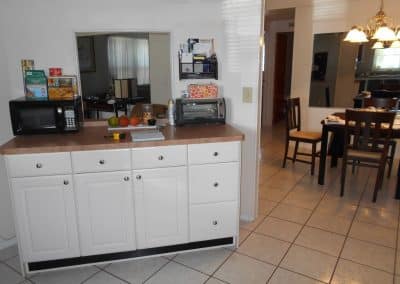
[{"xmin": 0, "ymin": 124, "xmax": 244, "ymax": 155}]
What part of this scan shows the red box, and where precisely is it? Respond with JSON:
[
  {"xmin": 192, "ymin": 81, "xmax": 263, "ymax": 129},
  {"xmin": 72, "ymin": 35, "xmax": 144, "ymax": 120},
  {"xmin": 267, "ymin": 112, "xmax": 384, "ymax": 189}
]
[{"xmin": 49, "ymin": 68, "xmax": 62, "ymax": 76}]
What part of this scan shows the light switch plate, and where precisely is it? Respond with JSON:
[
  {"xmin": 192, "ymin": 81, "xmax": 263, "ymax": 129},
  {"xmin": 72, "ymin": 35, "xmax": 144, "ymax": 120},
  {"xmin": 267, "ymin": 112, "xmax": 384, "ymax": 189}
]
[{"xmin": 242, "ymin": 87, "xmax": 253, "ymax": 103}]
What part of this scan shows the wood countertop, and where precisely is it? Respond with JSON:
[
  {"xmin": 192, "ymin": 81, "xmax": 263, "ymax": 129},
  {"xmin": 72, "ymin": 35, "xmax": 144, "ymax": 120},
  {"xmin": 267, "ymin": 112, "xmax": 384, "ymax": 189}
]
[{"xmin": 0, "ymin": 124, "xmax": 244, "ymax": 155}]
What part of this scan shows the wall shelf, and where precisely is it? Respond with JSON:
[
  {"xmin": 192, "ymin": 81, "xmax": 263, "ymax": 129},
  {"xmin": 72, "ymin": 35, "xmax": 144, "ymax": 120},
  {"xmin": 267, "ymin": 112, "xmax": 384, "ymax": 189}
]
[{"xmin": 179, "ymin": 56, "xmax": 218, "ymax": 80}]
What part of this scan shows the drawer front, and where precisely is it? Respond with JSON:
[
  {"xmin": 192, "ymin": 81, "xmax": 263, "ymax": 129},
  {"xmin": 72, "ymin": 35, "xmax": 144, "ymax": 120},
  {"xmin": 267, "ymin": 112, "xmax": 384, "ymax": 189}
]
[
  {"xmin": 188, "ymin": 141, "xmax": 240, "ymax": 165},
  {"xmin": 72, "ymin": 149, "xmax": 131, "ymax": 173},
  {"xmin": 189, "ymin": 162, "xmax": 239, "ymax": 204},
  {"xmin": 190, "ymin": 202, "xmax": 237, "ymax": 242},
  {"xmin": 131, "ymin": 145, "xmax": 187, "ymax": 169},
  {"xmin": 6, "ymin": 153, "xmax": 72, "ymax": 177}
]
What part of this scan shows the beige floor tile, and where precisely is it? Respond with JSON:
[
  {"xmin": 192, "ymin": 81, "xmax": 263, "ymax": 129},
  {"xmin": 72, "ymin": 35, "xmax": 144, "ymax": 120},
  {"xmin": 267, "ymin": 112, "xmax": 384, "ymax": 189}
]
[
  {"xmin": 174, "ymin": 249, "xmax": 231, "ymax": 275},
  {"xmin": 349, "ymin": 221, "xmax": 396, "ymax": 248},
  {"xmin": 307, "ymin": 213, "xmax": 352, "ymax": 235},
  {"xmin": 255, "ymin": 217, "xmax": 302, "ymax": 242},
  {"xmin": 341, "ymin": 238, "xmax": 395, "ymax": 273},
  {"xmin": 295, "ymin": 227, "xmax": 345, "ymax": 257},
  {"xmin": 264, "ymin": 171, "xmax": 304, "ymax": 190},
  {"xmin": 316, "ymin": 196, "xmax": 358, "ymax": 219},
  {"xmin": 331, "ymin": 259, "xmax": 393, "ymax": 284},
  {"xmin": 205, "ymin": 277, "xmax": 226, "ymax": 284},
  {"xmin": 396, "ymin": 250, "xmax": 400, "ymax": 275},
  {"xmin": 237, "ymin": 233, "xmax": 290, "ymax": 265},
  {"xmin": 0, "ymin": 263, "xmax": 23, "ymax": 284},
  {"xmin": 396, "ymin": 275, "xmax": 400, "ymax": 284},
  {"xmin": 356, "ymin": 207, "xmax": 398, "ymax": 229},
  {"xmin": 239, "ymin": 228, "xmax": 252, "ymax": 244},
  {"xmin": 259, "ymin": 186, "xmax": 291, "ymax": 202},
  {"xmin": 214, "ymin": 253, "xmax": 275, "ymax": 284},
  {"xmin": 280, "ymin": 245, "xmax": 337, "ymax": 283},
  {"xmin": 359, "ymin": 190, "xmax": 400, "ymax": 214},
  {"xmin": 240, "ymin": 214, "xmax": 265, "ymax": 231},
  {"xmin": 146, "ymin": 261, "xmax": 208, "ymax": 284},
  {"xmin": 84, "ymin": 271, "xmax": 125, "ymax": 284},
  {"xmin": 270, "ymin": 203, "xmax": 312, "ymax": 224},
  {"xmin": 0, "ymin": 245, "xmax": 18, "ymax": 261},
  {"xmin": 105, "ymin": 257, "xmax": 168, "ymax": 283},
  {"xmin": 5, "ymin": 255, "xmax": 21, "ymax": 274},
  {"xmin": 269, "ymin": 268, "xmax": 324, "ymax": 284},
  {"xmin": 282, "ymin": 189, "xmax": 323, "ymax": 210},
  {"xmin": 258, "ymin": 199, "xmax": 278, "ymax": 216},
  {"xmin": 30, "ymin": 266, "xmax": 99, "ymax": 284}
]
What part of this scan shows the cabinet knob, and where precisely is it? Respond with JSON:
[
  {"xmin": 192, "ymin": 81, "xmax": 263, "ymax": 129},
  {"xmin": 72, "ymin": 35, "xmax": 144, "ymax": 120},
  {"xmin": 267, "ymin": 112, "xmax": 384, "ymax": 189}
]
[
  {"xmin": 213, "ymin": 182, "xmax": 219, "ymax": 188},
  {"xmin": 158, "ymin": 155, "xmax": 164, "ymax": 161},
  {"xmin": 36, "ymin": 163, "xmax": 43, "ymax": 169},
  {"xmin": 213, "ymin": 152, "xmax": 219, "ymax": 157},
  {"xmin": 212, "ymin": 220, "xmax": 218, "ymax": 226},
  {"xmin": 124, "ymin": 176, "xmax": 130, "ymax": 181},
  {"xmin": 63, "ymin": 180, "xmax": 69, "ymax": 185},
  {"xmin": 136, "ymin": 175, "xmax": 142, "ymax": 180},
  {"xmin": 99, "ymin": 159, "xmax": 105, "ymax": 165}
]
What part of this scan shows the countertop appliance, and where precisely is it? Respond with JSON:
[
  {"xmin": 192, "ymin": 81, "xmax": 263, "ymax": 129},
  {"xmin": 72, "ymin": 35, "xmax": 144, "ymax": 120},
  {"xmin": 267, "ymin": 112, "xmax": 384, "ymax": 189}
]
[
  {"xmin": 9, "ymin": 96, "xmax": 82, "ymax": 135},
  {"xmin": 175, "ymin": 98, "xmax": 225, "ymax": 125}
]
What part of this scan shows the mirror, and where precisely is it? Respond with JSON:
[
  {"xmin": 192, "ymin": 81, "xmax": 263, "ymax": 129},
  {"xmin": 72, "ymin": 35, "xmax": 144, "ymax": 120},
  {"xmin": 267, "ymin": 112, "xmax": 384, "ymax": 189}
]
[
  {"xmin": 309, "ymin": 32, "xmax": 400, "ymax": 108},
  {"xmin": 76, "ymin": 32, "xmax": 172, "ymax": 119}
]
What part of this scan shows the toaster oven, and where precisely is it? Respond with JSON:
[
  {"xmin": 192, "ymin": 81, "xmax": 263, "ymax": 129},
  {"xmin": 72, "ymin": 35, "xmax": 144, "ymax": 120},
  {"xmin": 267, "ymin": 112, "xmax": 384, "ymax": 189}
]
[{"xmin": 175, "ymin": 98, "xmax": 225, "ymax": 125}]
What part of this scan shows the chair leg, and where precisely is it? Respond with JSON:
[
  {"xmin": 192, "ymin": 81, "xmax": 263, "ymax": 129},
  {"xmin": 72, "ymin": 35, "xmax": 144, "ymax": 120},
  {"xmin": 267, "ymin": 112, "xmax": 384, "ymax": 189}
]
[
  {"xmin": 351, "ymin": 161, "xmax": 356, "ymax": 174},
  {"xmin": 387, "ymin": 143, "xmax": 396, "ymax": 178},
  {"xmin": 311, "ymin": 142, "xmax": 316, "ymax": 176},
  {"xmin": 293, "ymin": 141, "xmax": 299, "ymax": 163},
  {"xmin": 373, "ymin": 163, "xmax": 386, "ymax": 202},
  {"xmin": 340, "ymin": 157, "xmax": 347, "ymax": 197},
  {"xmin": 282, "ymin": 139, "xmax": 289, "ymax": 168}
]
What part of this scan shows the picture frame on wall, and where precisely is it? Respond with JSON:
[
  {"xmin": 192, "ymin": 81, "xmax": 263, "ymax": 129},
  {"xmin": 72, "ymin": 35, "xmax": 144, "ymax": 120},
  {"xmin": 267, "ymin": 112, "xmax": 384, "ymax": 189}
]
[{"xmin": 77, "ymin": 36, "xmax": 96, "ymax": 73}]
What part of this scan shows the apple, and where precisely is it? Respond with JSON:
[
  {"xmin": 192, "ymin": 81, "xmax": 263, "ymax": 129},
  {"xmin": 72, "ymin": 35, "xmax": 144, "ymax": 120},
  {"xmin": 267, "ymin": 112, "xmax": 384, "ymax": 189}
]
[
  {"xmin": 118, "ymin": 116, "xmax": 129, "ymax": 127},
  {"xmin": 108, "ymin": 116, "xmax": 119, "ymax": 127},
  {"xmin": 130, "ymin": 117, "xmax": 141, "ymax": 126}
]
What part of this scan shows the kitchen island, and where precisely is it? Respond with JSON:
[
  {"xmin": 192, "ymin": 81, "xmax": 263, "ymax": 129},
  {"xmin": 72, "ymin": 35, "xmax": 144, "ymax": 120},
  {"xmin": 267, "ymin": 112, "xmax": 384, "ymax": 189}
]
[{"xmin": 0, "ymin": 124, "xmax": 243, "ymax": 276}]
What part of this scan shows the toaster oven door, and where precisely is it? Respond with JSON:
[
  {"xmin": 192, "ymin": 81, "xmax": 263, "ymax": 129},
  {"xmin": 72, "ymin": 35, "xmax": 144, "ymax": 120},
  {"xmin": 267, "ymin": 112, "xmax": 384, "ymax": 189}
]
[{"xmin": 181, "ymin": 100, "xmax": 225, "ymax": 123}]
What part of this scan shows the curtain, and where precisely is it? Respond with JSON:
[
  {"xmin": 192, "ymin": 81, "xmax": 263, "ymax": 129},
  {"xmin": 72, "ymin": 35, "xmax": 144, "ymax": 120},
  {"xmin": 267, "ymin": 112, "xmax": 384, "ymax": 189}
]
[{"xmin": 107, "ymin": 36, "xmax": 150, "ymax": 85}]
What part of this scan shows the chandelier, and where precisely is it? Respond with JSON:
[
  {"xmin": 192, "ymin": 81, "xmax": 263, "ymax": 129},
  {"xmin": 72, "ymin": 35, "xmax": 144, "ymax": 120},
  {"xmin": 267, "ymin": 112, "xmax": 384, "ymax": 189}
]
[{"xmin": 344, "ymin": 0, "xmax": 400, "ymax": 48}]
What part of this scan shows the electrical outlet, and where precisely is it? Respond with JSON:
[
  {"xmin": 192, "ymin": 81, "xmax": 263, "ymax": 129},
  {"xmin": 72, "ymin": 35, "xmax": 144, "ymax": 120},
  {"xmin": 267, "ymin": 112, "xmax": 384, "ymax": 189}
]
[{"xmin": 242, "ymin": 87, "xmax": 253, "ymax": 103}]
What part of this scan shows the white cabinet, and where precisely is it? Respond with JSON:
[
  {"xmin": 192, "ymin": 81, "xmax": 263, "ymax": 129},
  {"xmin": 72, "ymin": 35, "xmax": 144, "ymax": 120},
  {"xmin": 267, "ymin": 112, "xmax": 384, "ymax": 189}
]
[
  {"xmin": 12, "ymin": 175, "xmax": 79, "ymax": 262},
  {"xmin": 74, "ymin": 171, "xmax": 136, "ymax": 256},
  {"xmin": 133, "ymin": 167, "xmax": 188, "ymax": 249}
]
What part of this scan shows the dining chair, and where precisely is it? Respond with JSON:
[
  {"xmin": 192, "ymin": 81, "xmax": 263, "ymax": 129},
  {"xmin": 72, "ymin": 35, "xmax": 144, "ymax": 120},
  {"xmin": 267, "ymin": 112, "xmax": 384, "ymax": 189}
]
[
  {"xmin": 340, "ymin": 109, "xmax": 395, "ymax": 202},
  {"xmin": 362, "ymin": 97, "xmax": 398, "ymax": 177},
  {"xmin": 282, "ymin": 97, "xmax": 322, "ymax": 175}
]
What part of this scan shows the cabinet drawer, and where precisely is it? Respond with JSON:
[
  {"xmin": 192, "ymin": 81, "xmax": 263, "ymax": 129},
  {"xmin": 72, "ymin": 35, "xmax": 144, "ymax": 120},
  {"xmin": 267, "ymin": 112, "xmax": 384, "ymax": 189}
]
[
  {"xmin": 190, "ymin": 202, "xmax": 237, "ymax": 242},
  {"xmin": 72, "ymin": 149, "xmax": 131, "ymax": 173},
  {"xmin": 189, "ymin": 163, "xmax": 239, "ymax": 204},
  {"xmin": 6, "ymin": 152, "xmax": 72, "ymax": 178},
  {"xmin": 188, "ymin": 142, "xmax": 240, "ymax": 165},
  {"xmin": 131, "ymin": 145, "xmax": 187, "ymax": 169}
]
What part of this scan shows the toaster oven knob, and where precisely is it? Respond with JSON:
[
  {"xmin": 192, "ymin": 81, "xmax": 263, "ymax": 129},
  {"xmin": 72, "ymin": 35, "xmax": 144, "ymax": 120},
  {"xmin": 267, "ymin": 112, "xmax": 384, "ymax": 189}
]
[
  {"xmin": 213, "ymin": 152, "xmax": 219, "ymax": 157},
  {"xmin": 214, "ymin": 182, "xmax": 219, "ymax": 188},
  {"xmin": 158, "ymin": 155, "xmax": 164, "ymax": 161},
  {"xmin": 36, "ymin": 163, "xmax": 43, "ymax": 169},
  {"xmin": 136, "ymin": 175, "xmax": 142, "ymax": 180},
  {"xmin": 99, "ymin": 159, "xmax": 105, "ymax": 165},
  {"xmin": 124, "ymin": 176, "xmax": 130, "ymax": 182},
  {"xmin": 212, "ymin": 220, "xmax": 218, "ymax": 226},
  {"xmin": 63, "ymin": 180, "xmax": 69, "ymax": 185}
]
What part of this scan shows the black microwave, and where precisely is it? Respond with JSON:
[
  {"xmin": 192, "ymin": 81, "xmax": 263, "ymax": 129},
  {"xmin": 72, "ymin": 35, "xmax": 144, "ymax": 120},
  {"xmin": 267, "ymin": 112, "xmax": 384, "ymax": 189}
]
[
  {"xmin": 9, "ymin": 97, "xmax": 82, "ymax": 135},
  {"xmin": 175, "ymin": 98, "xmax": 226, "ymax": 125}
]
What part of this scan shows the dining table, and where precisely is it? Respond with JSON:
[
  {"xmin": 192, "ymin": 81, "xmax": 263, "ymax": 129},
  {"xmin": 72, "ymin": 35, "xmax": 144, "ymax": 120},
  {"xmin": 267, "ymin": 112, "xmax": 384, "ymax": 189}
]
[{"xmin": 318, "ymin": 112, "xmax": 400, "ymax": 199}]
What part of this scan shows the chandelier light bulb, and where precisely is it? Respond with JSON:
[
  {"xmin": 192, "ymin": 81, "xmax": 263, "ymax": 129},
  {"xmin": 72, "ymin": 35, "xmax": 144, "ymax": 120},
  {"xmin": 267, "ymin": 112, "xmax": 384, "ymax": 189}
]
[
  {"xmin": 344, "ymin": 27, "xmax": 369, "ymax": 43},
  {"xmin": 390, "ymin": 40, "xmax": 400, "ymax": 48},
  {"xmin": 372, "ymin": 41, "xmax": 384, "ymax": 49},
  {"xmin": 372, "ymin": 25, "xmax": 397, "ymax": 41}
]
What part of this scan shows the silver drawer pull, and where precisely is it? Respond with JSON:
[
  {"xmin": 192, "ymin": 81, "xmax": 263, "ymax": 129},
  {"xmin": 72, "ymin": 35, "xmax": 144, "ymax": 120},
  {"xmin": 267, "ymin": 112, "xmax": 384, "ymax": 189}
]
[
  {"xmin": 136, "ymin": 175, "xmax": 142, "ymax": 180},
  {"xmin": 158, "ymin": 155, "xmax": 164, "ymax": 161},
  {"xmin": 99, "ymin": 160, "xmax": 105, "ymax": 165},
  {"xmin": 212, "ymin": 220, "xmax": 218, "ymax": 226},
  {"xmin": 36, "ymin": 163, "xmax": 43, "ymax": 169},
  {"xmin": 63, "ymin": 180, "xmax": 69, "ymax": 185},
  {"xmin": 213, "ymin": 152, "xmax": 219, "ymax": 157},
  {"xmin": 124, "ymin": 176, "xmax": 130, "ymax": 181},
  {"xmin": 213, "ymin": 182, "xmax": 219, "ymax": 187}
]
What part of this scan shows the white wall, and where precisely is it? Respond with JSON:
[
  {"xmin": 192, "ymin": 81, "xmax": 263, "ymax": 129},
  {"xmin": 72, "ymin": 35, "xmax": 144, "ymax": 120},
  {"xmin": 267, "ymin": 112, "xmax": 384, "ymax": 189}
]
[
  {"xmin": 267, "ymin": 0, "xmax": 400, "ymax": 131},
  {"xmin": 0, "ymin": 0, "xmax": 264, "ymax": 239}
]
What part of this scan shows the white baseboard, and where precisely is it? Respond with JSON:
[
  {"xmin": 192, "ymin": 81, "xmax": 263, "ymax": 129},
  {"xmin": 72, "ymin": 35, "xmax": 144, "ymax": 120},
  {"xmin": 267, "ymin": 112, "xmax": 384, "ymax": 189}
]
[
  {"xmin": 0, "ymin": 237, "xmax": 16, "ymax": 250},
  {"xmin": 240, "ymin": 214, "xmax": 255, "ymax": 222}
]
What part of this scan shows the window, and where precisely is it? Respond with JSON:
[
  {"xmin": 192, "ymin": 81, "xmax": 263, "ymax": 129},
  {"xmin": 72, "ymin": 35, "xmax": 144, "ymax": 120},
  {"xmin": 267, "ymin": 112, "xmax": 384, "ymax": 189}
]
[{"xmin": 373, "ymin": 48, "xmax": 400, "ymax": 71}]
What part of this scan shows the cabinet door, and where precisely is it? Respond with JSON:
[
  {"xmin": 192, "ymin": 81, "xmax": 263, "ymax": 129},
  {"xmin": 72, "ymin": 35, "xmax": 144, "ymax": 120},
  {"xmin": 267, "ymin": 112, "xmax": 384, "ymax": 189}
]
[
  {"xmin": 74, "ymin": 171, "xmax": 136, "ymax": 256},
  {"xmin": 133, "ymin": 167, "xmax": 188, "ymax": 249},
  {"xmin": 12, "ymin": 175, "xmax": 79, "ymax": 262}
]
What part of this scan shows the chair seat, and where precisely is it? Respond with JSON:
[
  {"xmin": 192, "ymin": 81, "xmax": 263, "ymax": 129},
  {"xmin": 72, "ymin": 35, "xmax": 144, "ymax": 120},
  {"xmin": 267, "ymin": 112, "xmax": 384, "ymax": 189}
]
[
  {"xmin": 289, "ymin": 131, "xmax": 322, "ymax": 141},
  {"xmin": 347, "ymin": 149, "xmax": 382, "ymax": 162}
]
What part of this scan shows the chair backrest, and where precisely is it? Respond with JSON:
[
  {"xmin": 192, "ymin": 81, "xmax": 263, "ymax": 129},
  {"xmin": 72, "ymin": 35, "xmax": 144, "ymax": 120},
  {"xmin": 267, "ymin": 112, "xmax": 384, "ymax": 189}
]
[
  {"xmin": 344, "ymin": 109, "xmax": 395, "ymax": 153},
  {"xmin": 285, "ymin": 97, "xmax": 301, "ymax": 132},
  {"xmin": 363, "ymin": 97, "xmax": 398, "ymax": 110}
]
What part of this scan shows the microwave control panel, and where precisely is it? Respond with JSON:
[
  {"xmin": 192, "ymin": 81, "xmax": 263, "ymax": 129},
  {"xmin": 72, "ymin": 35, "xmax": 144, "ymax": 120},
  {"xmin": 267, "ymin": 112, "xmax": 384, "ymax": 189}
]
[{"xmin": 64, "ymin": 108, "xmax": 76, "ymax": 130}]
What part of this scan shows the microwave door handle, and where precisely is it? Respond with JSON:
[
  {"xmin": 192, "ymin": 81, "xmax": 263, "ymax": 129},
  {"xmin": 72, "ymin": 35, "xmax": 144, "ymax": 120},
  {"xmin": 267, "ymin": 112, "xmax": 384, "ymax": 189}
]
[{"xmin": 56, "ymin": 107, "xmax": 65, "ymax": 130}]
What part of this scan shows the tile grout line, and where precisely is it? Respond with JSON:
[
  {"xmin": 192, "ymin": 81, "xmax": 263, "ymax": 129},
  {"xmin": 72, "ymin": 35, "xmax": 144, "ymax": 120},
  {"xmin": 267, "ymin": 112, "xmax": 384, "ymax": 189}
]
[
  {"xmin": 141, "ymin": 258, "xmax": 173, "ymax": 284},
  {"xmin": 327, "ymin": 167, "xmax": 374, "ymax": 284}
]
